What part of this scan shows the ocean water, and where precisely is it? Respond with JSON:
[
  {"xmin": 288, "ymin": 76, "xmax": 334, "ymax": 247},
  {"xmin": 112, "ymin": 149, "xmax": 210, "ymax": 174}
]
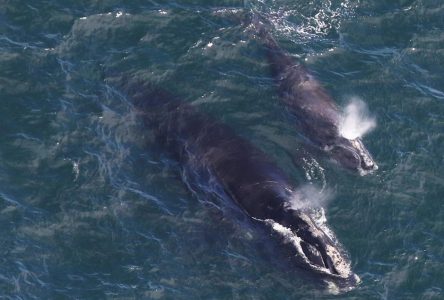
[{"xmin": 1, "ymin": 0, "xmax": 443, "ymax": 299}]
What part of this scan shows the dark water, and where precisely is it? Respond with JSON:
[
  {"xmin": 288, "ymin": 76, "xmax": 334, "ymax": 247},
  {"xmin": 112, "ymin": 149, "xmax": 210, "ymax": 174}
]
[{"xmin": 1, "ymin": 0, "xmax": 443, "ymax": 299}]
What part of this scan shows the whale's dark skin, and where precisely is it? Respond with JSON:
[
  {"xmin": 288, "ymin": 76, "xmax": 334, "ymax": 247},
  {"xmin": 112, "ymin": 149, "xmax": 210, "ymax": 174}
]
[
  {"xmin": 123, "ymin": 82, "xmax": 359, "ymax": 286},
  {"xmin": 251, "ymin": 17, "xmax": 377, "ymax": 174}
]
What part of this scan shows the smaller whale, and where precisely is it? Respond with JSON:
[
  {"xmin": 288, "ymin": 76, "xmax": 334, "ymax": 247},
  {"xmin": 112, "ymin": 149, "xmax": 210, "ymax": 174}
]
[
  {"xmin": 121, "ymin": 80, "xmax": 360, "ymax": 288},
  {"xmin": 250, "ymin": 15, "xmax": 377, "ymax": 174}
]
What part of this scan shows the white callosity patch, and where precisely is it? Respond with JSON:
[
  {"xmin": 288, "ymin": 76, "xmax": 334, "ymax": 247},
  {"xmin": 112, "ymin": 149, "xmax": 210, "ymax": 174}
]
[
  {"xmin": 265, "ymin": 219, "xmax": 305, "ymax": 257},
  {"xmin": 263, "ymin": 185, "xmax": 355, "ymax": 279},
  {"xmin": 339, "ymin": 98, "xmax": 376, "ymax": 140},
  {"xmin": 350, "ymin": 138, "xmax": 378, "ymax": 172},
  {"xmin": 263, "ymin": 190, "xmax": 355, "ymax": 280},
  {"xmin": 325, "ymin": 244, "xmax": 352, "ymax": 277},
  {"xmin": 264, "ymin": 218, "xmax": 353, "ymax": 278}
]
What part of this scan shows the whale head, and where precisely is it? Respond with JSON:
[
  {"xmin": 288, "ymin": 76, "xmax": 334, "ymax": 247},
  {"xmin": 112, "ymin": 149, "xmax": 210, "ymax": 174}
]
[
  {"xmin": 328, "ymin": 137, "xmax": 378, "ymax": 175},
  {"xmin": 265, "ymin": 208, "xmax": 360, "ymax": 288}
]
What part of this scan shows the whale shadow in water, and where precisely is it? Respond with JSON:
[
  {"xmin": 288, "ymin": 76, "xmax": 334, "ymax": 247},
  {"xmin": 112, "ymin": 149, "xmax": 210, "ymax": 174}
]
[
  {"xmin": 248, "ymin": 14, "xmax": 378, "ymax": 175},
  {"xmin": 117, "ymin": 79, "xmax": 360, "ymax": 291}
]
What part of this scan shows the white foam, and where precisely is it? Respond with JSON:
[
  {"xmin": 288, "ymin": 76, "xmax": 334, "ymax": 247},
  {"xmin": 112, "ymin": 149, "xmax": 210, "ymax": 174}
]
[
  {"xmin": 339, "ymin": 98, "xmax": 376, "ymax": 140},
  {"xmin": 252, "ymin": 0, "xmax": 356, "ymax": 42}
]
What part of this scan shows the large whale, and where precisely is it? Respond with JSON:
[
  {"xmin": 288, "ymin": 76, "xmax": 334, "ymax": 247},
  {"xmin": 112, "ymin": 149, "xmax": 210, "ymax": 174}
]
[
  {"xmin": 250, "ymin": 16, "xmax": 377, "ymax": 174},
  {"xmin": 121, "ymin": 81, "xmax": 359, "ymax": 288}
]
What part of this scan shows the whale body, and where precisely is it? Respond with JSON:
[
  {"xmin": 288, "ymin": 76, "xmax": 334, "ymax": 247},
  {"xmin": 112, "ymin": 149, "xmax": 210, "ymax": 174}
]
[
  {"xmin": 251, "ymin": 16, "xmax": 377, "ymax": 174},
  {"xmin": 123, "ymin": 81, "xmax": 359, "ymax": 287}
]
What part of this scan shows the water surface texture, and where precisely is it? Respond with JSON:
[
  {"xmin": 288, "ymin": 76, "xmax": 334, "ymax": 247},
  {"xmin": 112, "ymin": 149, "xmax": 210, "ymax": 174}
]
[{"xmin": 1, "ymin": 0, "xmax": 443, "ymax": 299}]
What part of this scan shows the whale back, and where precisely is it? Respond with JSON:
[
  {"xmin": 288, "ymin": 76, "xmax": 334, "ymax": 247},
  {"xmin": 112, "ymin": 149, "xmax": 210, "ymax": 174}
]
[
  {"xmin": 250, "ymin": 15, "xmax": 378, "ymax": 173},
  {"xmin": 127, "ymin": 82, "xmax": 292, "ymax": 219},
  {"xmin": 252, "ymin": 17, "xmax": 341, "ymax": 147},
  {"xmin": 121, "ymin": 81, "xmax": 358, "ymax": 285}
]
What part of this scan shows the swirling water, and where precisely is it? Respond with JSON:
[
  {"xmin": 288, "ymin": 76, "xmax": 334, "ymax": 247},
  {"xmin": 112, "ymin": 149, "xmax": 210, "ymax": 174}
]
[{"xmin": 0, "ymin": 0, "xmax": 443, "ymax": 299}]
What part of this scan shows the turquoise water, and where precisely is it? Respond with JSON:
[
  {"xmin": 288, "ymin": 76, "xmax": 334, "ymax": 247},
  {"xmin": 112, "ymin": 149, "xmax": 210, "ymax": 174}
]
[{"xmin": 1, "ymin": 0, "xmax": 443, "ymax": 299}]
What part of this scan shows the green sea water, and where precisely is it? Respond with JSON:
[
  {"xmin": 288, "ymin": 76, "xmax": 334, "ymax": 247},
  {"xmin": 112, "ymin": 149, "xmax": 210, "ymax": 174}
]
[{"xmin": 1, "ymin": 0, "xmax": 443, "ymax": 299}]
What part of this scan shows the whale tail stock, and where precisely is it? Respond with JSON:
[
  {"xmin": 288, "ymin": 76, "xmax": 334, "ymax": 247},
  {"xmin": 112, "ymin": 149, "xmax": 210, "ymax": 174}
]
[{"xmin": 245, "ymin": 12, "xmax": 298, "ymax": 78}]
